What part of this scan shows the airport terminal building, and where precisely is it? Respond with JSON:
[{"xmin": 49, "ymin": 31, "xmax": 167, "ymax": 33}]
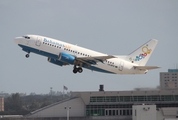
[{"xmin": 25, "ymin": 69, "xmax": 178, "ymax": 120}]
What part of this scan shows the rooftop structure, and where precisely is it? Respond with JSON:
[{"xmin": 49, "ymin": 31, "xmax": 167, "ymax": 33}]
[
  {"xmin": 160, "ymin": 69, "xmax": 178, "ymax": 90},
  {"xmin": 168, "ymin": 69, "xmax": 178, "ymax": 73}
]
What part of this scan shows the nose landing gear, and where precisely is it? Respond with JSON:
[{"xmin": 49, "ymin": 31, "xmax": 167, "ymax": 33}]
[{"xmin": 25, "ymin": 53, "xmax": 30, "ymax": 58}]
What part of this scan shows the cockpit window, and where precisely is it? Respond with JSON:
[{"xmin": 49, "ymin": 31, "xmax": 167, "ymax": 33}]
[{"xmin": 22, "ymin": 36, "xmax": 30, "ymax": 39}]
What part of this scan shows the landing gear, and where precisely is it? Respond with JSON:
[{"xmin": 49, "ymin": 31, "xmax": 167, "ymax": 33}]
[
  {"xmin": 25, "ymin": 54, "xmax": 29, "ymax": 58},
  {"xmin": 73, "ymin": 65, "xmax": 83, "ymax": 74},
  {"xmin": 73, "ymin": 68, "xmax": 78, "ymax": 74},
  {"xmin": 77, "ymin": 67, "xmax": 83, "ymax": 73}
]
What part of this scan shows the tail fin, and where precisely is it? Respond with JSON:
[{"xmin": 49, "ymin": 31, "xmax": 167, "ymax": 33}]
[{"xmin": 127, "ymin": 39, "xmax": 158, "ymax": 66}]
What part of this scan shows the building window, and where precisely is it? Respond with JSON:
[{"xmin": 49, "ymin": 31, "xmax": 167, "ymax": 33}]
[
  {"xmin": 106, "ymin": 110, "xmax": 108, "ymax": 116},
  {"xmin": 123, "ymin": 110, "xmax": 126, "ymax": 115},
  {"xmin": 120, "ymin": 110, "xmax": 122, "ymax": 115},
  {"xmin": 109, "ymin": 110, "xmax": 112, "ymax": 116},
  {"xmin": 113, "ymin": 110, "xmax": 115, "ymax": 115},
  {"xmin": 130, "ymin": 110, "xmax": 132, "ymax": 115},
  {"xmin": 127, "ymin": 110, "xmax": 130, "ymax": 115},
  {"xmin": 116, "ymin": 110, "xmax": 118, "ymax": 115}
]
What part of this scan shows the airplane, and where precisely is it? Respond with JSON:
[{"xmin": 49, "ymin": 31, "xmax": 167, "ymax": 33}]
[{"xmin": 14, "ymin": 35, "xmax": 160, "ymax": 74}]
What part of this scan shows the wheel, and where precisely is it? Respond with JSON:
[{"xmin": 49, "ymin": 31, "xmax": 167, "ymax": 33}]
[
  {"xmin": 25, "ymin": 54, "xmax": 29, "ymax": 58},
  {"xmin": 73, "ymin": 69, "xmax": 77, "ymax": 74},
  {"xmin": 77, "ymin": 67, "xmax": 83, "ymax": 73}
]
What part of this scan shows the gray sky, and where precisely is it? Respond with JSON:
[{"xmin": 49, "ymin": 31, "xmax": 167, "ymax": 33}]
[{"xmin": 0, "ymin": 0, "xmax": 178, "ymax": 94}]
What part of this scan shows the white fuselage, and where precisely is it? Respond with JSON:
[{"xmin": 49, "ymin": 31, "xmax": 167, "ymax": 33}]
[{"xmin": 14, "ymin": 35, "xmax": 147, "ymax": 74}]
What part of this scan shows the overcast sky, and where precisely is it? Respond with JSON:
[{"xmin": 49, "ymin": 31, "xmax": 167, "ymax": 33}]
[{"xmin": 0, "ymin": 0, "xmax": 178, "ymax": 94}]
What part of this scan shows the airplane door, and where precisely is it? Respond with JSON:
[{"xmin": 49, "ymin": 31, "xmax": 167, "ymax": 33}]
[
  {"xmin": 74, "ymin": 50, "xmax": 78, "ymax": 56},
  {"xmin": 35, "ymin": 37, "xmax": 42, "ymax": 47},
  {"xmin": 119, "ymin": 62, "xmax": 124, "ymax": 71}
]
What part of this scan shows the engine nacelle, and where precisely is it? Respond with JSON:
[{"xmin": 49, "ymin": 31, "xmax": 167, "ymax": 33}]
[
  {"xmin": 48, "ymin": 58, "xmax": 64, "ymax": 66},
  {"xmin": 58, "ymin": 52, "xmax": 75, "ymax": 64}
]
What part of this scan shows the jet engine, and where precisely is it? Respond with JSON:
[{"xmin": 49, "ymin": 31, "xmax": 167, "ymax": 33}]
[
  {"xmin": 58, "ymin": 52, "xmax": 75, "ymax": 64},
  {"xmin": 48, "ymin": 57, "xmax": 64, "ymax": 66}
]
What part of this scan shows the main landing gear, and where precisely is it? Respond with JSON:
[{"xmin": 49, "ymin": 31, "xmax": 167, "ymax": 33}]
[{"xmin": 73, "ymin": 65, "xmax": 83, "ymax": 74}]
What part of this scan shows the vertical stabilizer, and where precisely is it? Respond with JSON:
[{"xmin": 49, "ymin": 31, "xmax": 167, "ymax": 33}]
[{"xmin": 127, "ymin": 39, "xmax": 158, "ymax": 66}]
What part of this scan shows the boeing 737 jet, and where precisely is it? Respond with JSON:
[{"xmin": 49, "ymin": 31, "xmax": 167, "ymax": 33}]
[{"xmin": 14, "ymin": 35, "xmax": 160, "ymax": 74}]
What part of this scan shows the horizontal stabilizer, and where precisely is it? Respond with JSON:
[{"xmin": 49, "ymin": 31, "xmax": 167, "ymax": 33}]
[{"xmin": 134, "ymin": 66, "xmax": 160, "ymax": 70}]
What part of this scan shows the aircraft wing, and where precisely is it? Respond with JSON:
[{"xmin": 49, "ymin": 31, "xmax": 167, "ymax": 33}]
[
  {"xmin": 76, "ymin": 55, "xmax": 115, "ymax": 65},
  {"xmin": 134, "ymin": 66, "xmax": 160, "ymax": 70}
]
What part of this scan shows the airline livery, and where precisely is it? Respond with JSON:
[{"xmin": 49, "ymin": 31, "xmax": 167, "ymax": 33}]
[{"xmin": 14, "ymin": 35, "xmax": 160, "ymax": 74}]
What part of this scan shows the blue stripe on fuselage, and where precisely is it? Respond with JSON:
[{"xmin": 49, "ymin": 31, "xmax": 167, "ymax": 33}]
[
  {"xmin": 18, "ymin": 44, "xmax": 115, "ymax": 74},
  {"xmin": 19, "ymin": 44, "xmax": 58, "ymax": 59}
]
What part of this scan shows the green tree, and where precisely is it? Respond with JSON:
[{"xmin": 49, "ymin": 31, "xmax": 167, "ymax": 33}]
[{"xmin": 5, "ymin": 93, "xmax": 22, "ymax": 111}]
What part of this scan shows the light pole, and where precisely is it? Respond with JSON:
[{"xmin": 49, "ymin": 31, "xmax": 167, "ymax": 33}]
[{"xmin": 64, "ymin": 106, "xmax": 71, "ymax": 120}]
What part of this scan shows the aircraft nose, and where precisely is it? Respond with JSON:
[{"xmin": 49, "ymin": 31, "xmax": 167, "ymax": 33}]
[{"xmin": 14, "ymin": 37, "xmax": 21, "ymax": 44}]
